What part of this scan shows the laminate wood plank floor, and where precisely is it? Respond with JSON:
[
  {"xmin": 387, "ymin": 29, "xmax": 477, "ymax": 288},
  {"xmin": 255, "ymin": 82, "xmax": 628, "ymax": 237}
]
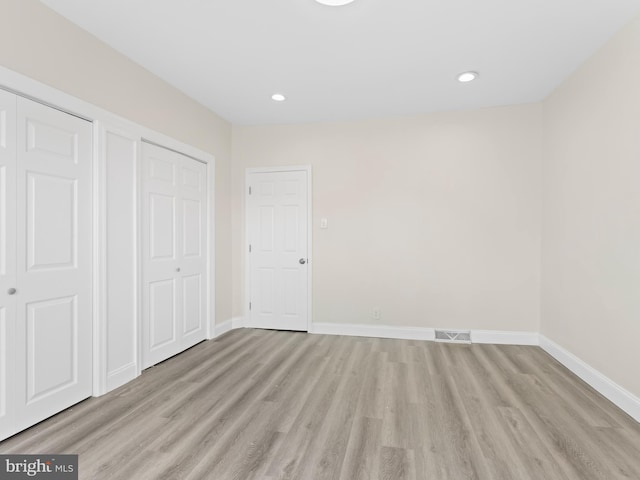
[{"xmin": 2, "ymin": 329, "xmax": 640, "ymax": 479}]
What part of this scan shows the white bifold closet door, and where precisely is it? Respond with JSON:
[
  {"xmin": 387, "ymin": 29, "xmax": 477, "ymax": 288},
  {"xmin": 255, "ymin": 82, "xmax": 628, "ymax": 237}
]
[
  {"xmin": 141, "ymin": 143, "xmax": 207, "ymax": 369},
  {"xmin": 0, "ymin": 90, "xmax": 93, "ymax": 440},
  {"xmin": 0, "ymin": 89, "xmax": 17, "ymax": 440}
]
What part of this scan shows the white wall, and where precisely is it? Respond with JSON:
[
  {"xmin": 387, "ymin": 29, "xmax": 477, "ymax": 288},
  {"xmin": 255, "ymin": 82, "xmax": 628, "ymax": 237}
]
[
  {"xmin": 542, "ymin": 14, "xmax": 640, "ymax": 399},
  {"xmin": 233, "ymin": 105, "xmax": 543, "ymax": 332},
  {"xmin": 0, "ymin": 0, "xmax": 233, "ymax": 327}
]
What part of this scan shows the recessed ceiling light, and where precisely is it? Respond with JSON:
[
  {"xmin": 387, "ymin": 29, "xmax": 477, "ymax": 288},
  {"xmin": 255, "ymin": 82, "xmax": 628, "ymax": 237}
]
[
  {"xmin": 315, "ymin": 0, "xmax": 356, "ymax": 6},
  {"xmin": 271, "ymin": 93, "xmax": 286, "ymax": 102},
  {"xmin": 457, "ymin": 71, "xmax": 479, "ymax": 83}
]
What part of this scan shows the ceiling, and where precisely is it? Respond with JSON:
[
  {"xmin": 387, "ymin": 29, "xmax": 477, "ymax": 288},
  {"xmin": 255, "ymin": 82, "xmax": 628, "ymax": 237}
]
[{"xmin": 40, "ymin": 0, "xmax": 640, "ymax": 125}]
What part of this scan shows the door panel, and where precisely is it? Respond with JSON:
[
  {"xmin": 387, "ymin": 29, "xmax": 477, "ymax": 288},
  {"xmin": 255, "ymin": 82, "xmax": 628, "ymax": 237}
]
[
  {"xmin": 283, "ymin": 206, "xmax": 299, "ymax": 252},
  {"xmin": 150, "ymin": 193, "xmax": 175, "ymax": 260},
  {"xmin": 26, "ymin": 296, "xmax": 77, "ymax": 403},
  {"xmin": 142, "ymin": 143, "xmax": 207, "ymax": 368},
  {"xmin": 149, "ymin": 279, "xmax": 176, "ymax": 349},
  {"xmin": 182, "ymin": 166, "xmax": 201, "ymax": 191},
  {"xmin": 26, "ymin": 119, "xmax": 78, "ymax": 163},
  {"xmin": 259, "ymin": 268, "xmax": 275, "ymax": 315},
  {"xmin": 0, "ymin": 90, "xmax": 16, "ymax": 439},
  {"xmin": 179, "ymin": 159, "xmax": 206, "ymax": 351},
  {"xmin": 26, "ymin": 173, "xmax": 76, "ymax": 270},
  {"xmin": 247, "ymin": 170, "xmax": 309, "ymax": 331},
  {"xmin": 182, "ymin": 274, "xmax": 201, "ymax": 335},
  {"xmin": 259, "ymin": 206, "xmax": 275, "ymax": 251},
  {"xmin": 149, "ymin": 155, "xmax": 175, "ymax": 183},
  {"xmin": 183, "ymin": 199, "xmax": 201, "ymax": 258},
  {"xmin": 0, "ymin": 307, "xmax": 9, "ymax": 432},
  {"xmin": 15, "ymin": 97, "xmax": 92, "ymax": 432},
  {"xmin": 282, "ymin": 268, "xmax": 298, "ymax": 315},
  {"xmin": 0, "ymin": 164, "xmax": 7, "ymax": 277}
]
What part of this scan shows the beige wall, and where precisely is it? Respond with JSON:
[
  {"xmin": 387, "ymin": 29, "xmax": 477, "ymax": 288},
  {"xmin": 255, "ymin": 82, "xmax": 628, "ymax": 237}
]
[
  {"xmin": 0, "ymin": 0, "xmax": 233, "ymax": 324},
  {"xmin": 542, "ymin": 14, "xmax": 640, "ymax": 398},
  {"xmin": 5, "ymin": 0, "xmax": 638, "ymax": 402},
  {"xmin": 233, "ymin": 105, "xmax": 543, "ymax": 332}
]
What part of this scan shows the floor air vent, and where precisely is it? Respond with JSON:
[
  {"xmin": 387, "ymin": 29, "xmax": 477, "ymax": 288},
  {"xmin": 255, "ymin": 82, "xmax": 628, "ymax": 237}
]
[{"xmin": 434, "ymin": 330, "xmax": 471, "ymax": 343}]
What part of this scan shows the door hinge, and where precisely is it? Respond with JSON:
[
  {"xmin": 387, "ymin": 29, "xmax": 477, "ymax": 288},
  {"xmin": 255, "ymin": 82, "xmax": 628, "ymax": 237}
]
[
  {"xmin": 249, "ymin": 302, "xmax": 252, "ymax": 311},
  {"xmin": 249, "ymin": 186, "xmax": 252, "ymax": 195},
  {"xmin": 249, "ymin": 244, "xmax": 252, "ymax": 253}
]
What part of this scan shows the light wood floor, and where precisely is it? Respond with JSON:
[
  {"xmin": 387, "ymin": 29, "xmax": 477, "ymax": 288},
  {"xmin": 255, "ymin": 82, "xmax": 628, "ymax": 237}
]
[{"xmin": 2, "ymin": 329, "xmax": 640, "ymax": 479}]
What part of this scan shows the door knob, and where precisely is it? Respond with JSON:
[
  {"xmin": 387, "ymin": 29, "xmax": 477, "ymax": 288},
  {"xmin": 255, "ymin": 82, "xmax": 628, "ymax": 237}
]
[
  {"xmin": 299, "ymin": 258, "xmax": 306, "ymax": 265},
  {"xmin": 176, "ymin": 268, "xmax": 181, "ymax": 272},
  {"xmin": 7, "ymin": 288, "xmax": 16, "ymax": 295}
]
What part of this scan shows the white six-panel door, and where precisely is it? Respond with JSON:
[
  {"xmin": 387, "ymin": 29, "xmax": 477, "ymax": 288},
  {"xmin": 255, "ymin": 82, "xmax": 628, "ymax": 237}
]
[
  {"xmin": 0, "ymin": 90, "xmax": 17, "ymax": 439},
  {"xmin": 141, "ymin": 143, "xmax": 207, "ymax": 369},
  {"xmin": 246, "ymin": 170, "xmax": 309, "ymax": 331},
  {"xmin": 8, "ymin": 96, "xmax": 92, "ymax": 435}
]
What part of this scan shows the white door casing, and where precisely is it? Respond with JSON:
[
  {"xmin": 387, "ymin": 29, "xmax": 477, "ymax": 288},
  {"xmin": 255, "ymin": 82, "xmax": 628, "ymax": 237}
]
[
  {"xmin": 141, "ymin": 142, "xmax": 207, "ymax": 369},
  {"xmin": 0, "ymin": 89, "xmax": 17, "ymax": 439},
  {"xmin": 2, "ymin": 67, "xmax": 216, "ymax": 439},
  {"xmin": 13, "ymin": 97, "xmax": 93, "ymax": 432},
  {"xmin": 246, "ymin": 168, "xmax": 311, "ymax": 331}
]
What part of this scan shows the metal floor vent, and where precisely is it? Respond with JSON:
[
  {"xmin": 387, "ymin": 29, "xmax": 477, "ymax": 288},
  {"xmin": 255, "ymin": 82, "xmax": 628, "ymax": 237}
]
[{"xmin": 434, "ymin": 330, "xmax": 471, "ymax": 343}]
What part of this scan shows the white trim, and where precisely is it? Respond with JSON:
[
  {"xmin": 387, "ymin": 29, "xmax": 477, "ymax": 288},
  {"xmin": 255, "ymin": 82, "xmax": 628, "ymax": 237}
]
[
  {"xmin": 207, "ymin": 154, "xmax": 216, "ymax": 339},
  {"xmin": 96, "ymin": 121, "xmax": 141, "ymax": 395},
  {"xmin": 232, "ymin": 316, "xmax": 246, "ymax": 329},
  {"xmin": 135, "ymin": 139, "xmax": 144, "ymax": 379},
  {"xmin": 243, "ymin": 168, "xmax": 250, "ymax": 329},
  {"xmin": 92, "ymin": 121, "xmax": 105, "ymax": 396},
  {"xmin": 472, "ymin": 330, "xmax": 539, "ymax": 345},
  {"xmin": 0, "ymin": 66, "xmax": 214, "ymax": 164},
  {"xmin": 311, "ymin": 323, "xmax": 541, "ymax": 345},
  {"xmin": 312, "ymin": 322, "xmax": 436, "ymax": 341},
  {"xmin": 246, "ymin": 166, "xmax": 309, "ymax": 174},
  {"xmin": 244, "ymin": 166, "xmax": 313, "ymax": 332},
  {"xmin": 106, "ymin": 362, "xmax": 137, "ymax": 392},
  {"xmin": 306, "ymin": 168, "xmax": 313, "ymax": 334},
  {"xmin": 0, "ymin": 66, "xmax": 216, "ymax": 396},
  {"xmin": 213, "ymin": 317, "xmax": 244, "ymax": 337},
  {"xmin": 540, "ymin": 336, "xmax": 640, "ymax": 423},
  {"xmin": 213, "ymin": 319, "xmax": 234, "ymax": 337}
]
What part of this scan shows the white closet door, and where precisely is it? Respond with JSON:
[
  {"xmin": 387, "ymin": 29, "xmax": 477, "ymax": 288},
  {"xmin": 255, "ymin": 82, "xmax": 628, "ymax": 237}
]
[
  {"xmin": 141, "ymin": 143, "xmax": 207, "ymax": 369},
  {"xmin": 179, "ymin": 153, "xmax": 208, "ymax": 351},
  {"xmin": 0, "ymin": 90, "xmax": 17, "ymax": 439},
  {"xmin": 14, "ymin": 98, "xmax": 93, "ymax": 431}
]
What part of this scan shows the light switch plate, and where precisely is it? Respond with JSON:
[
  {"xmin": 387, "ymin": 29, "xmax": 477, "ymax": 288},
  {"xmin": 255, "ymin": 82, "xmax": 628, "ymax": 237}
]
[{"xmin": 320, "ymin": 218, "xmax": 328, "ymax": 229}]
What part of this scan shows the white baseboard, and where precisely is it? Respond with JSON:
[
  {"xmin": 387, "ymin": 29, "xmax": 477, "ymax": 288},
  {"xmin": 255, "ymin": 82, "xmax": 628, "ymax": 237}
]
[
  {"xmin": 312, "ymin": 322, "xmax": 435, "ymax": 341},
  {"xmin": 540, "ymin": 335, "xmax": 640, "ymax": 423},
  {"xmin": 214, "ymin": 316, "xmax": 245, "ymax": 337},
  {"xmin": 311, "ymin": 322, "xmax": 540, "ymax": 345},
  {"xmin": 472, "ymin": 330, "xmax": 539, "ymax": 345},
  {"xmin": 106, "ymin": 362, "xmax": 138, "ymax": 393},
  {"xmin": 232, "ymin": 316, "xmax": 245, "ymax": 329},
  {"xmin": 213, "ymin": 319, "xmax": 233, "ymax": 337}
]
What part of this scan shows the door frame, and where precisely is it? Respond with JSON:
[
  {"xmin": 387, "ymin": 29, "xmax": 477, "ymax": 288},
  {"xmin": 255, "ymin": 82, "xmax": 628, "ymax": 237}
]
[
  {"xmin": 0, "ymin": 66, "xmax": 216, "ymax": 398},
  {"xmin": 244, "ymin": 166, "xmax": 313, "ymax": 332}
]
